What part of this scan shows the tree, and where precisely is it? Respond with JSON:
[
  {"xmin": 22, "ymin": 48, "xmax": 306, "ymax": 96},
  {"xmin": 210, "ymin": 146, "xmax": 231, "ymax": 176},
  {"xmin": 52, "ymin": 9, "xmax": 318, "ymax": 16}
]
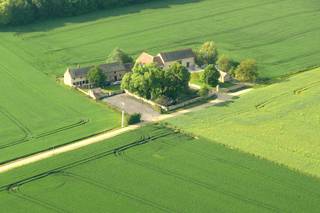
[
  {"xmin": 164, "ymin": 63, "xmax": 190, "ymax": 99},
  {"xmin": 106, "ymin": 48, "xmax": 133, "ymax": 64},
  {"xmin": 217, "ymin": 55, "xmax": 233, "ymax": 73},
  {"xmin": 234, "ymin": 59, "xmax": 258, "ymax": 82},
  {"xmin": 122, "ymin": 62, "xmax": 191, "ymax": 101},
  {"xmin": 196, "ymin": 41, "xmax": 218, "ymax": 66},
  {"xmin": 0, "ymin": 0, "xmax": 151, "ymax": 26},
  {"xmin": 200, "ymin": 64, "xmax": 220, "ymax": 86},
  {"xmin": 87, "ymin": 66, "xmax": 106, "ymax": 87},
  {"xmin": 121, "ymin": 72, "xmax": 132, "ymax": 91}
]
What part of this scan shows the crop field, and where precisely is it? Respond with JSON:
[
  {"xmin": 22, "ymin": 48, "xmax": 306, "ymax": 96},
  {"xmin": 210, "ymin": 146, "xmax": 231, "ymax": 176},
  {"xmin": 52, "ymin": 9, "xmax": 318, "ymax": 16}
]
[
  {"xmin": 0, "ymin": 40, "xmax": 120, "ymax": 163},
  {"xmin": 1, "ymin": 124, "xmax": 320, "ymax": 212},
  {"xmin": 168, "ymin": 68, "xmax": 320, "ymax": 177},
  {"xmin": 0, "ymin": 0, "xmax": 319, "ymax": 79}
]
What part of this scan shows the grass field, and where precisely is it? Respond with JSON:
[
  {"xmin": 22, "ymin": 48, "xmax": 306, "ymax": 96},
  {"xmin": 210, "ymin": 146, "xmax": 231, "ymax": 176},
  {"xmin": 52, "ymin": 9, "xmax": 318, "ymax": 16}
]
[
  {"xmin": 1, "ymin": 0, "xmax": 319, "ymax": 162},
  {"xmin": 0, "ymin": 0, "xmax": 319, "ymax": 79},
  {"xmin": 0, "ymin": 40, "xmax": 121, "ymax": 163},
  {"xmin": 1, "ymin": 124, "xmax": 320, "ymax": 212},
  {"xmin": 168, "ymin": 68, "xmax": 320, "ymax": 177}
]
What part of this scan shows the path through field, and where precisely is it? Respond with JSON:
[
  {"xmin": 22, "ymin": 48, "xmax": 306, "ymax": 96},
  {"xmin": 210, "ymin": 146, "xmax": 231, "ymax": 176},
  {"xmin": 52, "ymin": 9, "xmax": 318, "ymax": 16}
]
[{"xmin": 0, "ymin": 89, "xmax": 252, "ymax": 173}]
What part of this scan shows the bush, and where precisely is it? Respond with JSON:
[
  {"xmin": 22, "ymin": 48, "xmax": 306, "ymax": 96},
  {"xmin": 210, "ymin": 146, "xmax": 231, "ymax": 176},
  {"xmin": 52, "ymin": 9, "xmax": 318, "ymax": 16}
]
[
  {"xmin": 200, "ymin": 64, "xmax": 220, "ymax": 87},
  {"xmin": 234, "ymin": 59, "xmax": 258, "ymax": 82},
  {"xmin": 127, "ymin": 113, "xmax": 141, "ymax": 125},
  {"xmin": 198, "ymin": 86, "xmax": 209, "ymax": 97},
  {"xmin": 155, "ymin": 96, "xmax": 174, "ymax": 106}
]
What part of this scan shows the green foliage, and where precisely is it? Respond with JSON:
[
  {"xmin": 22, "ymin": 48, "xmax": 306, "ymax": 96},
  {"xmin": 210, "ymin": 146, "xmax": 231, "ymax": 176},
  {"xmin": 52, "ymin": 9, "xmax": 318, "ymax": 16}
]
[
  {"xmin": 87, "ymin": 66, "xmax": 106, "ymax": 87},
  {"xmin": 198, "ymin": 86, "xmax": 210, "ymax": 97},
  {"xmin": 106, "ymin": 48, "xmax": 133, "ymax": 64},
  {"xmin": 123, "ymin": 62, "xmax": 190, "ymax": 101},
  {"xmin": 200, "ymin": 64, "xmax": 220, "ymax": 87},
  {"xmin": 195, "ymin": 41, "xmax": 218, "ymax": 66},
  {"xmin": 217, "ymin": 55, "xmax": 233, "ymax": 73},
  {"xmin": 0, "ymin": 0, "xmax": 158, "ymax": 25},
  {"xmin": 127, "ymin": 113, "xmax": 141, "ymax": 125},
  {"xmin": 163, "ymin": 63, "xmax": 190, "ymax": 99},
  {"xmin": 234, "ymin": 59, "xmax": 258, "ymax": 82}
]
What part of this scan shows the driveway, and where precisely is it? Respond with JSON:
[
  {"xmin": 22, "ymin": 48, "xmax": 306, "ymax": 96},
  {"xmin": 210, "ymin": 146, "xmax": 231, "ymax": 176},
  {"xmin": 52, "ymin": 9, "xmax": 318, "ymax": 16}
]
[{"xmin": 103, "ymin": 94, "xmax": 160, "ymax": 121}]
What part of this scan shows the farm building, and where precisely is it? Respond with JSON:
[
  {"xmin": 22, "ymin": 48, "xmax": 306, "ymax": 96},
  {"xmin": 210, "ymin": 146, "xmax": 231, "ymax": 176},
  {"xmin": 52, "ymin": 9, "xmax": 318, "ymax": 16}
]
[
  {"xmin": 136, "ymin": 48, "xmax": 196, "ymax": 69},
  {"xmin": 64, "ymin": 62, "xmax": 132, "ymax": 88}
]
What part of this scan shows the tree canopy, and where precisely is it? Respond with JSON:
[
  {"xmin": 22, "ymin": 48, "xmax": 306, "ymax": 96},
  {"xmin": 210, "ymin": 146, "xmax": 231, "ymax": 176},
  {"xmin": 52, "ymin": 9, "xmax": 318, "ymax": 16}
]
[
  {"xmin": 195, "ymin": 41, "xmax": 219, "ymax": 66},
  {"xmin": 87, "ymin": 66, "xmax": 106, "ymax": 87},
  {"xmin": 200, "ymin": 64, "xmax": 220, "ymax": 87},
  {"xmin": 0, "ymin": 0, "xmax": 158, "ymax": 26},
  {"xmin": 234, "ymin": 59, "xmax": 258, "ymax": 82},
  {"xmin": 106, "ymin": 48, "xmax": 133, "ymax": 64},
  {"xmin": 121, "ymin": 62, "xmax": 191, "ymax": 102}
]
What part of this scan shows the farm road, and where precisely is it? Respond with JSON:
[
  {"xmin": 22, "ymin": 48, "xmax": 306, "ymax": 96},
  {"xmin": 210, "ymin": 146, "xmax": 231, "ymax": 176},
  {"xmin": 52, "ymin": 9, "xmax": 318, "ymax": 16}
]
[{"xmin": 0, "ymin": 88, "xmax": 252, "ymax": 173}]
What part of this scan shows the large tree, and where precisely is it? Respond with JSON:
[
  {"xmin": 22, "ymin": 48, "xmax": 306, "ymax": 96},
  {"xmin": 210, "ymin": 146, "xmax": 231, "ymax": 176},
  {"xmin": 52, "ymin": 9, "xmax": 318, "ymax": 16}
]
[
  {"xmin": 200, "ymin": 64, "xmax": 220, "ymax": 87},
  {"xmin": 217, "ymin": 55, "xmax": 232, "ymax": 73},
  {"xmin": 234, "ymin": 59, "xmax": 258, "ymax": 82},
  {"xmin": 164, "ymin": 63, "xmax": 190, "ymax": 99},
  {"xmin": 87, "ymin": 66, "xmax": 106, "ymax": 87},
  {"xmin": 106, "ymin": 48, "xmax": 133, "ymax": 64},
  {"xmin": 196, "ymin": 41, "xmax": 218, "ymax": 66},
  {"xmin": 122, "ymin": 62, "xmax": 190, "ymax": 101}
]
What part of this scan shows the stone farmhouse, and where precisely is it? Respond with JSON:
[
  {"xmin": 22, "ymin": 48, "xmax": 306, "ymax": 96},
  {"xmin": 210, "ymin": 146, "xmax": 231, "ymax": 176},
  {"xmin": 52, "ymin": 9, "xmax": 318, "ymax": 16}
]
[
  {"xmin": 64, "ymin": 62, "xmax": 132, "ymax": 88},
  {"xmin": 136, "ymin": 48, "xmax": 231, "ymax": 83},
  {"xmin": 136, "ymin": 48, "xmax": 196, "ymax": 70}
]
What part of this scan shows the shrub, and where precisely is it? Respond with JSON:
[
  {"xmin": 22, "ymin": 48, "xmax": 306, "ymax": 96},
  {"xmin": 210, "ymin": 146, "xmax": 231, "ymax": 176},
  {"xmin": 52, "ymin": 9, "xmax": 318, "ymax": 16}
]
[
  {"xmin": 234, "ymin": 59, "xmax": 258, "ymax": 82},
  {"xmin": 155, "ymin": 96, "xmax": 174, "ymax": 106},
  {"xmin": 198, "ymin": 86, "xmax": 210, "ymax": 97},
  {"xmin": 127, "ymin": 113, "xmax": 141, "ymax": 125},
  {"xmin": 200, "ymin": 64, "xmax": 220, "ymax": 87}
]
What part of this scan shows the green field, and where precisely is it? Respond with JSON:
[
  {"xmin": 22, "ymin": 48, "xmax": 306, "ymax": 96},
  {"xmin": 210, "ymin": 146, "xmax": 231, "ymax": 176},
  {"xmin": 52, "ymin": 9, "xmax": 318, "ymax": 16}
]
[
  {"xmin": 0, "ymin": 40, "xmax": 120, "ymax": 163},
  {"xmin": 1, "ymin": 0, "xmax": 319, "ymax": 162},
  {"xmin": 168, "ymin": 68, "xmax": 320, "ymax": 177},
  {"xmin": 1, "ymin": 0, "xmax": 319, "ymax": 79},
  {"xmin": 1, "ymin": 124, "xmax": 320, "ymax": 212}
]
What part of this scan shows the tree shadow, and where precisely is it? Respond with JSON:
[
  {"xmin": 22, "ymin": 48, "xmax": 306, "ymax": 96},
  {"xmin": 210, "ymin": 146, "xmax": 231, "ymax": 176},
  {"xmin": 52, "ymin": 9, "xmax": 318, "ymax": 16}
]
[{"xmin": 1, "ymin": 0, "xmax": 202, "ymax": 33}]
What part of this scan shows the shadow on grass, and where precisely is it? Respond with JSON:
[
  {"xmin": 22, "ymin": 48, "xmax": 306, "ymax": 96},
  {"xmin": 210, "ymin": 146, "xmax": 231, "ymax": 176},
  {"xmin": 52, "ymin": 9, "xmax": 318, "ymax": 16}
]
[{"xmin": 1, "ymin": 0, "xmax": 202, "ymax": 33}]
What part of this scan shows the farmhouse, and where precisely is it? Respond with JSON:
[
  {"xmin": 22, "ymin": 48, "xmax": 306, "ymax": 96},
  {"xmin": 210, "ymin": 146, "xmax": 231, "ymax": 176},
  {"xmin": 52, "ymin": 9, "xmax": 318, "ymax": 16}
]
[
  {"xmin": 64, "ymin": 62, "xmax": 132, "ymax": 88},
  {"xmin": 136, "ymin": 48, "xmax": 196, "ymax": 69}
]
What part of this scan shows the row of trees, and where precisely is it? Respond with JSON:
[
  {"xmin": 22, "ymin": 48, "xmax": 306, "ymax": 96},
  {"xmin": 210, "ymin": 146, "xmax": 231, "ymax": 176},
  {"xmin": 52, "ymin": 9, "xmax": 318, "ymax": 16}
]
[
  {"xmin": 195, "ymin": 41, "xmax": 258, "ymax": 84},
  {"xmin": 121, "ymin": 63, "xmax": 190, "ymax": 104},
  {"xmin": 0, "ymin": 0, "xmax": 156, "ymax": 25}
]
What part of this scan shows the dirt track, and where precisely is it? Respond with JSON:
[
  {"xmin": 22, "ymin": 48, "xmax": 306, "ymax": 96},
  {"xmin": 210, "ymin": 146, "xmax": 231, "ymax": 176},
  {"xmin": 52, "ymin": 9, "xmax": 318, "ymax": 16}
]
[{"xmin": 0, "ymin": 89, "xmax": 252, "ymax": 173}]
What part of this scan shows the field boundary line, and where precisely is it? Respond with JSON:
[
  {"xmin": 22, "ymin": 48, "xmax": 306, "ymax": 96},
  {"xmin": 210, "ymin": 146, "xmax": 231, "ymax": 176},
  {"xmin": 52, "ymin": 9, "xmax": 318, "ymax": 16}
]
[
  {"xmin": 0, "ymin": 125, "xmax": 141, "ymax": 174},
  {"xmin": 0, "ymin": 89, "xmax": 252, "ymax": 173}
]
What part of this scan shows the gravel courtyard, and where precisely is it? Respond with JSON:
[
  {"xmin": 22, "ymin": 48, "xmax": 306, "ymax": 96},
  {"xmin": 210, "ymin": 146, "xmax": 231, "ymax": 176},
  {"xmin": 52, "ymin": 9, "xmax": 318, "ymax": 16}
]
[{"xmin": 103, "ymin": 94, "xmax": 160, "ymax": 121}]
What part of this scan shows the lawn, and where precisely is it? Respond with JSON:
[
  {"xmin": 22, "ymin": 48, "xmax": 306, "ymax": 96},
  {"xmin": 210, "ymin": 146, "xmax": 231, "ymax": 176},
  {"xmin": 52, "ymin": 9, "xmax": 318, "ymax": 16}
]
[
  {"xmin": 168, "ymin": 68, "xmax": 320, "ymax": 177},
  {"xmin": 1, "ymin": 124, "xmax": 320, "ymax": 212},
  {"xmin": 0, "ymin": 40, "xmax": 121, "ymax": 163},
  {"xmin": 0, "ymin": 0, "xmax": 319, "ymax": 79}
]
